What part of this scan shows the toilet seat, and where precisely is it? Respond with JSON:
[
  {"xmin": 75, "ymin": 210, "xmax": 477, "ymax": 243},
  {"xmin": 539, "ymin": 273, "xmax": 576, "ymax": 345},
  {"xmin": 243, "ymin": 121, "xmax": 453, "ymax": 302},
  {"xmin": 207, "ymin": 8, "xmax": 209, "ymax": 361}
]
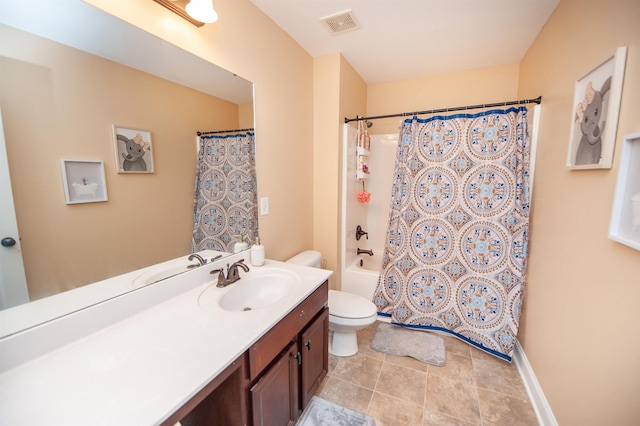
[{"xmin": 328, "ymin": 290, "xmax": 377, "ymax": 319}]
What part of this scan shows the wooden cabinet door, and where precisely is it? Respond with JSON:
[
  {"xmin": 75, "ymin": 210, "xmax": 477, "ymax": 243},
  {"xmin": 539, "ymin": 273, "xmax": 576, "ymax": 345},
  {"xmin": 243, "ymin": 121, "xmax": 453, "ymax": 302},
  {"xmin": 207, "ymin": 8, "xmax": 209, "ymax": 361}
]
[
  {"xmin": 300, "ymin": 308, "xmax": 328, "ymax": 410},
  {"xmin": 250, "ymin": 341, "xmax": 300, "ymax": 426}
]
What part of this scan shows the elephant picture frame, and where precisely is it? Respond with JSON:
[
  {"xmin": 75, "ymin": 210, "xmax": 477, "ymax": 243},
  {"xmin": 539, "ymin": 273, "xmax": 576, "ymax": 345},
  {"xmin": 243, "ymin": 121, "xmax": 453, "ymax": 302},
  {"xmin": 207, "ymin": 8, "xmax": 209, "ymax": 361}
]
[
  {"xmin": 112, "ymin": 125, "xmax": 155, "ymax": 173},
  {"xmin": 566, "ymin": 46, "xmax": 626, "ymax": 170}
]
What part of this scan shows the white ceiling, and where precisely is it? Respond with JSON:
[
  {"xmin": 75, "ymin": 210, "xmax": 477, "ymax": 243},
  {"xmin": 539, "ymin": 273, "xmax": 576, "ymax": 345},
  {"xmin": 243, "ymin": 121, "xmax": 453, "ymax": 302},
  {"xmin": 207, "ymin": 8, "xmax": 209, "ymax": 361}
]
[{"xmin": 250, "ymin": 0, "xmax": 560, "ymax": 84}]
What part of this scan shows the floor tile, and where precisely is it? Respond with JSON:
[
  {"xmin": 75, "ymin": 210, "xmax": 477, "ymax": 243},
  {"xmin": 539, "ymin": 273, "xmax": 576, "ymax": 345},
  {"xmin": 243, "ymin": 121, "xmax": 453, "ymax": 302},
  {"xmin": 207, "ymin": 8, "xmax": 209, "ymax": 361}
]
[
  {"xmin": 441, "ymin": 334, "xmax": 473, "ymax": 358},
  {"xmin": 477, "ymin": 388, "xmax": 538, "ymax": 426},
  {"xmin": 473, "ymin": 357, "xmax": 528, "ymax": 400},
  {"xmin": 327, "ymin": 353, "xmax": 339, "ymax": 375},
  {"xmin": 331, "ymin": 352, "xmax": 383, "ymax": 390},
  {"xmin": 375, "ymin": 362, "xmax": 427, "ymax": 406},
  {"xmin": 383, "ymin": 351, "xmax": 430, "ymax": 372},
  {"xmin": 425, "ymin": 375, "xmax": 481, "ymax": 425},
  {"xmin": 367, "ymin": 391, "xmax": 424, "ymax": 426},
  {"xmin": 428, "ymin": 352, "xmax": 476, "ymax": 386},
  {"xmin": 318, "ymin": 376, "xmax": 373, "ymax": 414},
  {"xmin": 356, "ymin": 322, "xmax": 387, "ymax": 361},
  {"xmin": 313, "ymin": 322, "xmax": 538, "ymax": 426},
  {"xmin": 423, "ymin": 408, "xmax": 477, "ymax": 426}
]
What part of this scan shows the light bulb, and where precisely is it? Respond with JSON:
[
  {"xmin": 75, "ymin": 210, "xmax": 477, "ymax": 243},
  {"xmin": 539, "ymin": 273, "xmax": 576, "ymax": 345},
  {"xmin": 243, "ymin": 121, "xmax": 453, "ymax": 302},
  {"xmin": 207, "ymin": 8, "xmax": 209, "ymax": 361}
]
[{"xmin": 185, "ymin": 0, "xmax": 218, "ymax": 24}]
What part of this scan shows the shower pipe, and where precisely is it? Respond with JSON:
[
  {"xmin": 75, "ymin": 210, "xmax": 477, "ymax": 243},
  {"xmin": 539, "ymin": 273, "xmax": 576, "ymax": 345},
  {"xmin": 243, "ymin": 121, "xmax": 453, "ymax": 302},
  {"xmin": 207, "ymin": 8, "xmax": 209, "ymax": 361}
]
[
  {"xmin": 197, "ymin": 128, "xmax": 254, "ymax": 136},
  {"xmin": 344, "ymin": 96, "xmax": 541, "ymax": 123}
]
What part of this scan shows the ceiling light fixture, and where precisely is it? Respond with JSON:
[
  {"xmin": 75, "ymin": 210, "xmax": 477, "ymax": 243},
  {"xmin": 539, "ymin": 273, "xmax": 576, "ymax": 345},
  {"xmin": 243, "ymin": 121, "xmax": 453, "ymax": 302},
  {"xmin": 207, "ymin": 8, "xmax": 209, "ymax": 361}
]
[
  {"xmin": 185, "ymin": 0, "xmax": 218, "ymax": 23},
  {"xmin": 152, "ymin": 0, "xmax": 218, "ymax": 27}
]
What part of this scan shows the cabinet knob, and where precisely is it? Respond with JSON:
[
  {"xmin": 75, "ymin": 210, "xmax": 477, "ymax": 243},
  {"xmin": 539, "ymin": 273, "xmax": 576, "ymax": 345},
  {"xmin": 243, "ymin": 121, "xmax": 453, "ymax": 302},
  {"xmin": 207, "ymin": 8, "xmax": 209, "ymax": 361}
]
[
  {"xmin": 293, "ymin": 352, "xmax": 302, "ymax": 365},
  {"xmin": 305, "ymin": 340, "xmax": 311, "ymax": 351}
]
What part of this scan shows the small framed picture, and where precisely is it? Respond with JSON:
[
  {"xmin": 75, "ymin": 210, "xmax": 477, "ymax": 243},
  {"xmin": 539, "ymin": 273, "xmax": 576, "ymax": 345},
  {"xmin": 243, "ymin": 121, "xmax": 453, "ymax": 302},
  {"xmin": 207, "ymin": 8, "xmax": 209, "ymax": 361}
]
[
  {"xmin": 566, "ymin": 46, "xmax": 627, "ymax": 170},
  {"xmin": 60, "ymin": 160, "xmax": 108, "ymax": 204},
  {"xmin": 112, "ymin": 126, "xmax": 155, "ymax": 173},
  {"xmin": 609, "ymin": 132, "xmax": 640, "ymax": 251}
]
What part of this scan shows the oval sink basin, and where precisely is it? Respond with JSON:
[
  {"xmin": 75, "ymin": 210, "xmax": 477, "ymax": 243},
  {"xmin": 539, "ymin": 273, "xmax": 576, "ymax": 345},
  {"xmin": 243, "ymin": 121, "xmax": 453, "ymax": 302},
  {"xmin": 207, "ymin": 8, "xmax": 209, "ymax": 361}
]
[{"xmin": 199, "ymin": 269, "xmax": 297, "ymax": 312}]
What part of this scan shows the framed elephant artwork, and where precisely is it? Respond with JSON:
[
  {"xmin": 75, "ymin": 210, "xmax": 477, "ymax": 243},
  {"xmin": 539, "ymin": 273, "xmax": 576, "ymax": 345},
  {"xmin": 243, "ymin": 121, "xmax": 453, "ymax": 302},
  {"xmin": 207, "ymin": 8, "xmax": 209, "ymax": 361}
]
[
  {"xmin": 566, "ymin": 46, "xmax": 627, "ymax": 170},
  {"xmin": 112, "ymin": 126, "xmax": 155, "ymax": 173}
]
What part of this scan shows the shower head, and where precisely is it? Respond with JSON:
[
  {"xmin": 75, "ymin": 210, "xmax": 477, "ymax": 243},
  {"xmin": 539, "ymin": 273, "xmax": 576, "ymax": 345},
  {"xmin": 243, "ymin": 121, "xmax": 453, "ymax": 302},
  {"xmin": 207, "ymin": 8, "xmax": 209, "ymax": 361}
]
[{"xmin": 364, "ymin": 120, "xmax": 373, "ymax": 128}]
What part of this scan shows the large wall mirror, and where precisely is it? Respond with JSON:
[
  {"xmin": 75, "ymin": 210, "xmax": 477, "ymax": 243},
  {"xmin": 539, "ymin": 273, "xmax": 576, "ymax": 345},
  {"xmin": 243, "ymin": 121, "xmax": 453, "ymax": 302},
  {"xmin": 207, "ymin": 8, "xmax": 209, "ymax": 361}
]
[{"xmin": 0, "ymin": 0, "xmax": 255, "ymax": 335}]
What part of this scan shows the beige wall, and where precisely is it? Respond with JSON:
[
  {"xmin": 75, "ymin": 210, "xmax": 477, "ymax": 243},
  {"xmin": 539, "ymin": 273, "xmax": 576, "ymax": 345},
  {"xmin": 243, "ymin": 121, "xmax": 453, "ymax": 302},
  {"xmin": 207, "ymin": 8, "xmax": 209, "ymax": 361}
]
[
  {"xmin": 313, "ymin": 53, "xmax": 367, "ymax": 289},
  {"xmin": 0, "ymin": 25, "xmax": 240, "ymax": 300},
  {"xmin": 367, "ymin": 63, "xmax": 520, "ymax": 135},
  {"xmin": 313, "ymin": 53, "xmax": 341, "ymax": 288},
  {"xmin": 87, "ymin": 0, "xmax": 315, "ymax": 263},
  {"xmin": 338, "ymin": 55, "xmax": 368, "ymax": 283},
  {"xmin": 517, "ymin": 0, "xmax": 640, "ymax": 424}
]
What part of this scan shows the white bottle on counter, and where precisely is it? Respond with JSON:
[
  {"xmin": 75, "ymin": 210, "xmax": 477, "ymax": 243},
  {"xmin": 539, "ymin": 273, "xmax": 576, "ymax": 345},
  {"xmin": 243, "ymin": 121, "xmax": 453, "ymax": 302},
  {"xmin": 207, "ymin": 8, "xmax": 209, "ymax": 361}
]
[
  {"xmin": 250, "ymin": 236, "xmax": 265, "ymax": 266},
  {"xmin": 233, "ymin": 235, "xmax": 248, "ymax": 253}
]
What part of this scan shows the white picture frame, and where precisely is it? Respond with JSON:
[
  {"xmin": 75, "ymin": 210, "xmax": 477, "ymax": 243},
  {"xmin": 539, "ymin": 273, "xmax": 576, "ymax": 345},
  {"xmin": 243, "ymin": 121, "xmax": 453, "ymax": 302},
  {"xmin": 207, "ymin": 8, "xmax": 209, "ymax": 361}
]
[
  {"xmin": 112, "ymin": 125, "xmax": 155, "ymax": 173},
  {"xmin": 609, "ymin": 132, "xmax": 640, "ymax": 251},
  {"xmin": 566, "ymin": 46, "xmax": 627, "ymax": 170},
  {"xmin": 60, "ymin": 160, "xmax": 108, "ymax": 204}
]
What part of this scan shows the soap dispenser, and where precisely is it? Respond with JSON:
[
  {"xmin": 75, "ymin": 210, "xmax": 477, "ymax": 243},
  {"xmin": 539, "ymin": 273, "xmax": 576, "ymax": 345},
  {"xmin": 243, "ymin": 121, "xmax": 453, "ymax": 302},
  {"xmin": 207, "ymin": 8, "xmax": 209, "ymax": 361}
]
[
  {"xmin": 251, "ymin": 236, "xmax": 265, "ymax": 266},
  {"xmin": 233, "ymin": 235, "xmax": 248, "ymax": 253}
]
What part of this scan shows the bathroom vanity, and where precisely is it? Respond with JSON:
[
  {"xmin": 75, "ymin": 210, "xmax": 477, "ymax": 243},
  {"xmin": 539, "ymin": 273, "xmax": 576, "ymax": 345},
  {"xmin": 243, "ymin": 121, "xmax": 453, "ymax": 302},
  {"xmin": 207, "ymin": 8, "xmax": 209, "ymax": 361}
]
[
  {"xmin": 0, "ymin": 253, "xmax": 332, "ymax": 425},
  {"xmin": 168, "ymin": 281, "xmax": 329, "ymax": 426}
]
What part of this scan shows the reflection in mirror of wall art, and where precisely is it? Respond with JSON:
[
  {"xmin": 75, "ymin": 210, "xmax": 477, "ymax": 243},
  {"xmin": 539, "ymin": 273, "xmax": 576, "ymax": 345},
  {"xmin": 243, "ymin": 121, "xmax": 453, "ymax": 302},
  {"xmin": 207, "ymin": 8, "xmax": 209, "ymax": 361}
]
[
  {"xmin": 609, "ymin": 132, "xmax": 640, "ymax": 251},
  {"xmin": 113, "ymin": 126, "xmax": 155, "ymax": 173},
  {"xmin": 566, "ymin": 46, "xmax": 627, "ymax": 170},
  {"xmin": 60, "ymin": 160, "xmax": 108, "ymax": 204}
]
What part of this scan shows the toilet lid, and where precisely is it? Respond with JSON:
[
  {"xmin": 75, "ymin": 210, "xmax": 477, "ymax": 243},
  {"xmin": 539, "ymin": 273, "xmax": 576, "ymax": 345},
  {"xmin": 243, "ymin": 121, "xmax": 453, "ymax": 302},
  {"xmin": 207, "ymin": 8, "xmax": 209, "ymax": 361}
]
[{"xmin": 328, "ymin": 290, "xmax": 377, "ymax": 319}]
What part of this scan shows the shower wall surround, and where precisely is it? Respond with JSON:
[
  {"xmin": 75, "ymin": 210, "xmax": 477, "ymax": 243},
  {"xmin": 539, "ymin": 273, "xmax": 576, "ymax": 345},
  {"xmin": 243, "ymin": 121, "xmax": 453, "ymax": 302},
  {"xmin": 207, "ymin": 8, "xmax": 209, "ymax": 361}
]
[{"xmin": 341, "ymin": 124, "xmax": 398, "ymax": 300}]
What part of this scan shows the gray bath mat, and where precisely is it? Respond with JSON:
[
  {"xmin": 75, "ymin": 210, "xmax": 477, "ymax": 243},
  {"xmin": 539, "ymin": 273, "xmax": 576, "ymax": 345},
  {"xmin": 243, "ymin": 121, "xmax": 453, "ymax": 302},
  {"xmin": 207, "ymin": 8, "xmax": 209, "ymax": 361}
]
[
  {"xmin": 296, "ymin": 396, "xmax": 375, "ymax": 426},
  {"xmin": 370, "ymin": 323, "xmax": 446, "ymax": 366}
]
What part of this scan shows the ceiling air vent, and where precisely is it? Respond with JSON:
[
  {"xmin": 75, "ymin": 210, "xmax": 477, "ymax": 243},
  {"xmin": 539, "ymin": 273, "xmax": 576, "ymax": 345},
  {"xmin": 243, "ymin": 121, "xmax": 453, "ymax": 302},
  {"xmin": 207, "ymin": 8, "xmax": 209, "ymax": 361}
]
[{"xmin": 320, "ymin": 10, "xmax": 360, "ymax": 35}]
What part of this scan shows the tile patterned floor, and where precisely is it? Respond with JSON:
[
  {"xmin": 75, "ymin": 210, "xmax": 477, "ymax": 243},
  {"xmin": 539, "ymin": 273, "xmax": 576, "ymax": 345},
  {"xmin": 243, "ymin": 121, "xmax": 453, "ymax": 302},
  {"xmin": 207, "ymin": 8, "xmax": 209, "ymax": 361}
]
[{"xmin": 315, "ymin": 321, "xmax": 539, "ymax": 426}]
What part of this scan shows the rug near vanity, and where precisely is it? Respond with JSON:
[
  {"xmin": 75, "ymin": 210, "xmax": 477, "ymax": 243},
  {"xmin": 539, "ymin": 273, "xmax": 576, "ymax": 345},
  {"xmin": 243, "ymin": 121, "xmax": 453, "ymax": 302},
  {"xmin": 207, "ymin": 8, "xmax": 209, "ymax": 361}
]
[{"xmin": 297, "ymin": 396, "xmax": 375, "ymax": 426}]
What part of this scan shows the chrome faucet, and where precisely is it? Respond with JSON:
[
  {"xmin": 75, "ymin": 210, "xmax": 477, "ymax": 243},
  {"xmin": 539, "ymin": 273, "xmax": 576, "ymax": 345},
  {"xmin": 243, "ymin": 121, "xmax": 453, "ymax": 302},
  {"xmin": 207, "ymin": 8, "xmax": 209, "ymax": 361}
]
[
  {"xmin": 211, "ymin": 259, "xmax": 250, "ymax": 288},
  {"xmin": 188, "ymin": 253, "xmax": 207, "ymax": 268},
  {"xmin": 357, "ymin": 248, "xmax": 374, "ymax": 256}
]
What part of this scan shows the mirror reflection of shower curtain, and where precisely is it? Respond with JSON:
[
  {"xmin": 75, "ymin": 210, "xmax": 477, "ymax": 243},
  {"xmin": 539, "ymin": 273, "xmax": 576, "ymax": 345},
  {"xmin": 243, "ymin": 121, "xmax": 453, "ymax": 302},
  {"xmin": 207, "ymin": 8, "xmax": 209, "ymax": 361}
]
[
  {"xmin": 191, "ymin": 132, "xmax": 258, "ymax": 253},
  {"xmin": 373, "ymin": 107, "xmax": 531, "ymax": 362}
]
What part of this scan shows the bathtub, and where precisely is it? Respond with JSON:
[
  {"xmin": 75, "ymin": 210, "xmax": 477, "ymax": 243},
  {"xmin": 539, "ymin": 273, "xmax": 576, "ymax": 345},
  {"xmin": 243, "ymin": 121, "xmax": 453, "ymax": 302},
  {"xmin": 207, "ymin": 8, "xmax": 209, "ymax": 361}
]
[{"xmin": 341, "ymin": 256, "xmax": 382, "ymax": 300}]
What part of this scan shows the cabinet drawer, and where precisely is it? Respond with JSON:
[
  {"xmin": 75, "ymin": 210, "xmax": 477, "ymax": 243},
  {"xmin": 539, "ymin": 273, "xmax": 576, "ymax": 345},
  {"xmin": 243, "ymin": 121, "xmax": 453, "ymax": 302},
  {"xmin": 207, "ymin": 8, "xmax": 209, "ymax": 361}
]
[{"xmin": 248, "ymin": 281, "xmax": 328, "ymax": 381}]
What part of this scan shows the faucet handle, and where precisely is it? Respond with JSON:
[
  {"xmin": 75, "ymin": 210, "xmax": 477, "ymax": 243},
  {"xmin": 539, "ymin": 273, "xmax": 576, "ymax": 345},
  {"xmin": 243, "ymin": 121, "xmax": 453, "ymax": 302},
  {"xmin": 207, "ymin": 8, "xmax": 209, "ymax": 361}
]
[
  {"xmin": 210, "ymin": 268, "xmax": 226, "ymax": 287},
  {"xmin": 356, "ymin": 225, "xmax": 369, "ymax": 241}
]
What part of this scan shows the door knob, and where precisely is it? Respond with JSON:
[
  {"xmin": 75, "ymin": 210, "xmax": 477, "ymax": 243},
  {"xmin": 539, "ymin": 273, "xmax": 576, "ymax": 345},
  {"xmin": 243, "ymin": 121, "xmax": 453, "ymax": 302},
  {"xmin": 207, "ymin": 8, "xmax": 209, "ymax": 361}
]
[{"xmin": 1, "ymin": 237, "xmax": 16, "ymax": 247}]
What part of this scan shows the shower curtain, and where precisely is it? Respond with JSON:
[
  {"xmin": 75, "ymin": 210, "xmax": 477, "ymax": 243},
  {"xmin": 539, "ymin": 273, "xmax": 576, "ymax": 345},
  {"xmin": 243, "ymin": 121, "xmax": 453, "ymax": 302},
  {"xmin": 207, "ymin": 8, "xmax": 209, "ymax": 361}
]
[
  {"xmin": 373, "ymin": 107, "xmax": 531, "ymax": 361},
  {"xmin": 191, "ymin": 132, "xmax": 258, "ymax": 253}
]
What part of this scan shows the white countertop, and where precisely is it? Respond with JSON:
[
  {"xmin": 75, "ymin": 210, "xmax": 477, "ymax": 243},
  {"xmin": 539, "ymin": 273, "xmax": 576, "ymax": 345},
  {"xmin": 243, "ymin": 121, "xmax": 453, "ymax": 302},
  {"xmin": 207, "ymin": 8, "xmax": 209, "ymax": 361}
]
[{"xmin": 0, "ymin": 259, "xmax": 332, "ymax": 425}]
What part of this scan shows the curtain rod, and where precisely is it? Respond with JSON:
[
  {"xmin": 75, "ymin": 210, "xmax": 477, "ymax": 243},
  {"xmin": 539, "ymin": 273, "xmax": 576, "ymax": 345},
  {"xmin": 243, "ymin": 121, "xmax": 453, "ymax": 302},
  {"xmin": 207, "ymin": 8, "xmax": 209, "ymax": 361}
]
[
  {"xmin": 344, "ymin": 96, "xmax": 541, "ymax": 123},
  {"xmin": 197, "ymin": 127, "xmax": 254, "ymax": 136}
]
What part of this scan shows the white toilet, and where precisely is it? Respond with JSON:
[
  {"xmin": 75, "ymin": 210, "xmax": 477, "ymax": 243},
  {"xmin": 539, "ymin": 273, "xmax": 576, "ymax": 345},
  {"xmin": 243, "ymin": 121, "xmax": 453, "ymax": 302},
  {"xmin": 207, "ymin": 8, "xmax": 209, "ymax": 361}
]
[{"xmin": 286, "ymin": 250, "xmax": 377, "ymax": 357}]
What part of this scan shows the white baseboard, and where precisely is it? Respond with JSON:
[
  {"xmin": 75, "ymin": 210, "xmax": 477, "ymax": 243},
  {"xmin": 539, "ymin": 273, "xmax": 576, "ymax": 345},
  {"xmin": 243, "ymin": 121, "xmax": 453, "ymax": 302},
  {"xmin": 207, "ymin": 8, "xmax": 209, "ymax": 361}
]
[{"xmin": 514, "ymin": 340, "xmax": 558, "ymax": 426}]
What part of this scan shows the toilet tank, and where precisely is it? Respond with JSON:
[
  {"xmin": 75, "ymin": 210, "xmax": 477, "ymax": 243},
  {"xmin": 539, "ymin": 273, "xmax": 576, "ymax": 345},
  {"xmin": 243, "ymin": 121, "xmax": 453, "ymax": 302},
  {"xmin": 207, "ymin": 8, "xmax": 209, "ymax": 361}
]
[{"xmin": 285, "ymin": 250, "xmax": 322, "ymax": 268}]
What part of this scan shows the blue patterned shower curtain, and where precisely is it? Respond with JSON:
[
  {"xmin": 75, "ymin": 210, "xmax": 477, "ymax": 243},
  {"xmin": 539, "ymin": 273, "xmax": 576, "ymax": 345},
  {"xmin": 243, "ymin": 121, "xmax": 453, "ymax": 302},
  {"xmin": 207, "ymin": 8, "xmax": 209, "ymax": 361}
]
[
  {"xmin": 373, "ymin": 107, "xmax": 531, "ymax": 361},
  {"xmin": 191, "ymin": 132, "xmax": 258, "ymax": 253}
]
